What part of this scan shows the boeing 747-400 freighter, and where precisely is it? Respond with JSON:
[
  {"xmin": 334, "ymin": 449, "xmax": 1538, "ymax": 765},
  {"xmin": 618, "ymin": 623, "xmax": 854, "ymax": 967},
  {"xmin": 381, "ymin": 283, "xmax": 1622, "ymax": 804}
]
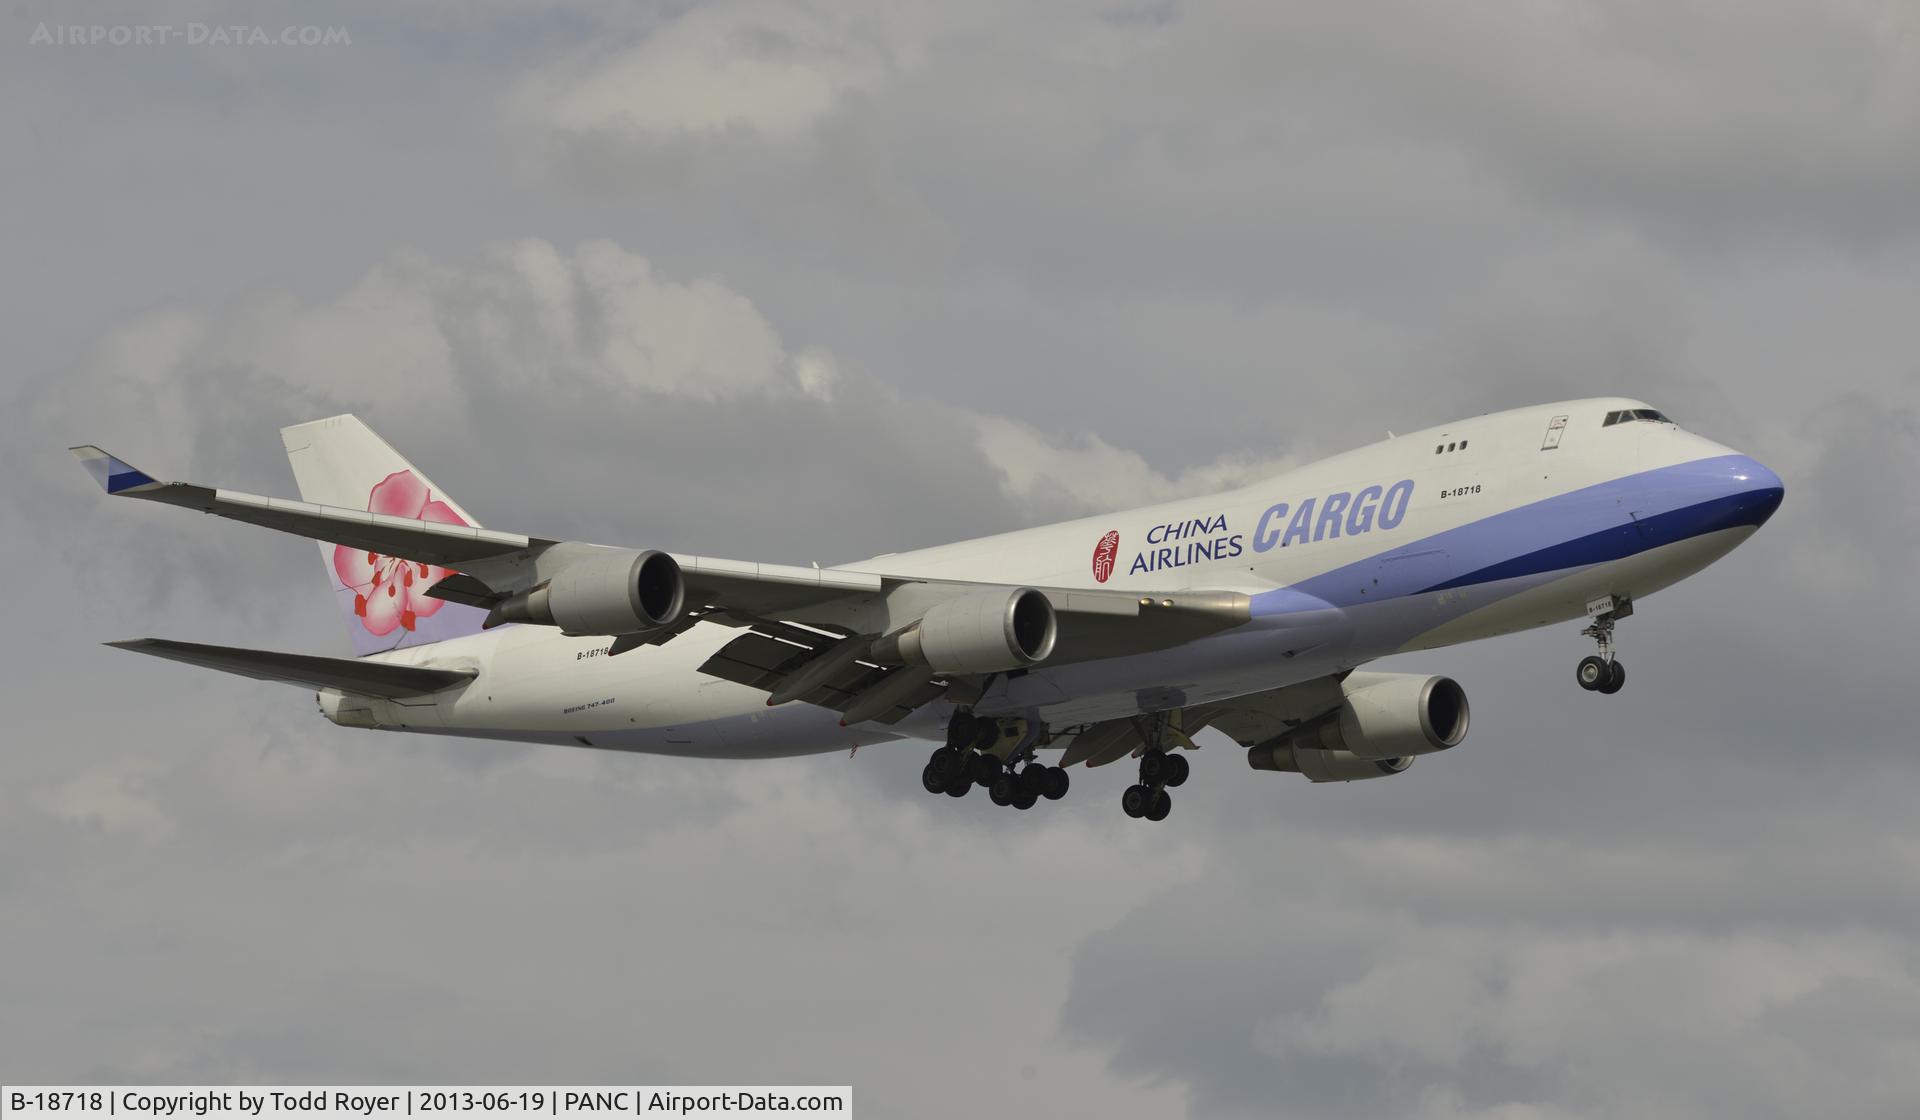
[{"xmin": 75, "ymin": 399, "xmax": 1781, "ymax": 821}]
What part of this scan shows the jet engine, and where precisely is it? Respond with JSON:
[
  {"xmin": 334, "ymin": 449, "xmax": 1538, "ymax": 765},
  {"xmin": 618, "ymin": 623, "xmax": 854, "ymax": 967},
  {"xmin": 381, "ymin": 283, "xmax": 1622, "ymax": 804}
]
[
  {"xmin": 487, "ymin": 549, "xmax": 686, "ymax": 636},
  {"xmin": 871, "ymin": 587, "xmax": 1058, "ymax": 675},
  {"xmin": 1246, "ymin": 672, "xmax": 1469, "ymax": 782}
]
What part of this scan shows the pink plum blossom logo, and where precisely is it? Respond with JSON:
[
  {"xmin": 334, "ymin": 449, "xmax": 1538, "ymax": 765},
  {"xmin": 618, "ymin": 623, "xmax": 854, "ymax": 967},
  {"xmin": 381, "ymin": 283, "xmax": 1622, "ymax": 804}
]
[{"xmin": 332, "ymin": 470, "xmax": 464, "ymax": 636}]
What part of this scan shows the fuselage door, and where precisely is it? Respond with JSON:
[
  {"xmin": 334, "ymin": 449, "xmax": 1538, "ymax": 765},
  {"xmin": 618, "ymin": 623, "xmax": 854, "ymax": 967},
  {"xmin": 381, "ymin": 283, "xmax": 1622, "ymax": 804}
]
[{"xmin": 1541, "ymin": 414, "xmax": 1569, "ymax": 450}]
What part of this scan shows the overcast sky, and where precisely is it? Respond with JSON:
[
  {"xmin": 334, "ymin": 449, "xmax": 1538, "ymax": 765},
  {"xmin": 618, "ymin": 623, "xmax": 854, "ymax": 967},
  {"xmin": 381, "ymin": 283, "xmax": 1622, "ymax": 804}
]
[{"xmin": 4, "ymin": 2, "xmax": 1920, "ymax": 1117}]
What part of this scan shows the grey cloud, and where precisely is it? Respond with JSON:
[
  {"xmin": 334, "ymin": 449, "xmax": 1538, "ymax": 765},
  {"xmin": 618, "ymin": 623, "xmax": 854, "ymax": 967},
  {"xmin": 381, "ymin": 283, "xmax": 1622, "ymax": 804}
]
[
  {"xmin": 1063, "ymin": 794, "xmax": 1920, "ymax": 1118},
  {"xmin": 6, "ymin": 2, "xmax": 1920, "ymax": 1118},
  {"xmin": 504, "ymin": 1, "xmax": 1920, "ymax": 460}
]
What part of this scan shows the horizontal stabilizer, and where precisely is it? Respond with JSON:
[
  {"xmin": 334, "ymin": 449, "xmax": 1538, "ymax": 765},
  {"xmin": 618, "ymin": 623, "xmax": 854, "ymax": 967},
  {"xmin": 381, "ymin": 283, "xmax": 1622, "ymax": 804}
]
[{"xmin": 106, "ymin": 638, "xmax": 475, "ymax": 699}]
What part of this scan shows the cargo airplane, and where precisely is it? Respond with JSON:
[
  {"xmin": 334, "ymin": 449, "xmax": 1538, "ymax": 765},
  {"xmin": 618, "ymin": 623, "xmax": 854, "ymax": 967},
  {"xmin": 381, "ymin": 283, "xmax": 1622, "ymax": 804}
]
[{"xmin": 74, "ymin": 399, "xmax": 1782, "ymax": 821}]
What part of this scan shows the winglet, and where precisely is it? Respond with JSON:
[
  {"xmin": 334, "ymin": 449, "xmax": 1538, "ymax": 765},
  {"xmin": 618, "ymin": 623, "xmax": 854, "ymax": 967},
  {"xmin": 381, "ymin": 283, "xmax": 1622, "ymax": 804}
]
[{"xmin": 69, "ymin": 445, "xmax": 162, "ymax": 495}]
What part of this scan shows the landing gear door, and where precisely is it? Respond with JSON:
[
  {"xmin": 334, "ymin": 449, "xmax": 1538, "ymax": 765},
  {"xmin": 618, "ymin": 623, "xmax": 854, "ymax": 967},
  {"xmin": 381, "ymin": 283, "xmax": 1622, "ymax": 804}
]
[{"xmin": 1540, "ymin": 414, "xmax": 1569, "ymax": 451}]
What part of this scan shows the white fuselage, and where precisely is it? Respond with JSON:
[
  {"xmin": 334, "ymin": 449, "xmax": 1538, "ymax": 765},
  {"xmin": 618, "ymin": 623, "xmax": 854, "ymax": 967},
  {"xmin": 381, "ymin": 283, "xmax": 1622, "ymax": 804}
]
[{"xmin": 334, "ymin": 398, "xmax": 1783, "ymax": 758}]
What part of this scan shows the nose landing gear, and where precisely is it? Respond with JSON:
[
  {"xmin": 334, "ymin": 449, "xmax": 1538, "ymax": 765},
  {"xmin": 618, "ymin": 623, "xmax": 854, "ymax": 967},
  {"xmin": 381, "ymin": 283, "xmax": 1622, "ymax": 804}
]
[{"xmin": 1576, "ymin": 594, "xmax": 1631, "ymax": 695}]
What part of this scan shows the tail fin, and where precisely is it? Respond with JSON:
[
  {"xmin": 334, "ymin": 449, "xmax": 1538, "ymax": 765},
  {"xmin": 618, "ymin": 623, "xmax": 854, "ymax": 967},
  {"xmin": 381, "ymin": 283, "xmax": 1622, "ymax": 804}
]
[{"xmin": 281, "ymin": 415, "xmax": 490, "ymax": 656}]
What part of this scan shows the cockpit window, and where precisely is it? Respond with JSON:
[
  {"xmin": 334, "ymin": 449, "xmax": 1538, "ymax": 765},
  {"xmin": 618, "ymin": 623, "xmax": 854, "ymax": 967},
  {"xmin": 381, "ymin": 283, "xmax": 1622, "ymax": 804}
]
[{"xmin": 1603, "ymin": 408, "xmax": 1673, "ymax": 427}]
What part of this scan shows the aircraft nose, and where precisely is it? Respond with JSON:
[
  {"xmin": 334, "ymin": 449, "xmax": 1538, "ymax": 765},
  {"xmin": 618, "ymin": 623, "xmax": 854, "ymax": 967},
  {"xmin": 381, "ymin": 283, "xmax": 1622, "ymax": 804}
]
[{"xmin": 1724, "ymin": 455, "xmax": 1785, "ymax": 528}]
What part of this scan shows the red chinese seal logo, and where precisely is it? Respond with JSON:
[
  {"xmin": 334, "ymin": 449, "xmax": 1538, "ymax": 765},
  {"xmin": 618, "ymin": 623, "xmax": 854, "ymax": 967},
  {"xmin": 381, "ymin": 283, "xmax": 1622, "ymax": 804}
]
[{"xmin": 1092, "ymin": 530, "xmax": 1120, "ymax": 583}]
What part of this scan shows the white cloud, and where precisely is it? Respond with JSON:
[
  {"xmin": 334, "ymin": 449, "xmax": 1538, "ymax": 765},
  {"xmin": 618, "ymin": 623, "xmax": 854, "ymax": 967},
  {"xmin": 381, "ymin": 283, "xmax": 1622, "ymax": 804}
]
[
  {"xmin": 46, "ymin": 239, "xmax": 831, "ymax": 437},
  {"xmin": 512, "ymin": 1, "xmax": 926, "ymax": 140},
  {"xmin": 23, "ymin": 236, "xmax": 1293, "ymax": 534},
  {"xmin": 44, "ymin": 761, "xmax": 177, "ymax": 840},
  {"xmin": 790, "ymin": 347, "xmax": 841, "ymax": 401},
  {"xmin": 975, "ymin": 414, "xmax": 1299, "ymax": 514}
]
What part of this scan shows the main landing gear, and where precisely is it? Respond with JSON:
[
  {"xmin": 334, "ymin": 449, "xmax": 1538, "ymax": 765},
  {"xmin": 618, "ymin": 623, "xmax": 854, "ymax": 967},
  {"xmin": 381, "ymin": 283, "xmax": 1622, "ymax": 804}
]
[
  {"xmin": 1576, "ymin": 594, "xmax": 1631, "ymax": 695},
  {"xmin": 1122, "ymin": 716, "xmax": 1190, "ymax": 823},
  {"xmin": 921, "ymin": 712, "xmax": 1069, "ymax": 811},
  {"xmin": 921, "ymin": 710, "xmax": 1196, "ymax": 821}
]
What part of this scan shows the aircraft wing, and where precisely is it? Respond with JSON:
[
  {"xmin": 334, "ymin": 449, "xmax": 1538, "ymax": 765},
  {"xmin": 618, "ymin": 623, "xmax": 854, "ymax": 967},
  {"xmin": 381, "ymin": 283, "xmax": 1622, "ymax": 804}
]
[
  {"xmin": 70, "ymin": 446, "xmax": 888, "ymax": 611},
  {"xmin": 107, "ymin": 638, "xmax": 475, "ymax": 698},
  {"xmin": 71, "ymin": 445, "xmax": 542, "ymax": 566},
  {"xmin": 73, "ymin": 444, "xmax": 1255, "ymax": 714}
]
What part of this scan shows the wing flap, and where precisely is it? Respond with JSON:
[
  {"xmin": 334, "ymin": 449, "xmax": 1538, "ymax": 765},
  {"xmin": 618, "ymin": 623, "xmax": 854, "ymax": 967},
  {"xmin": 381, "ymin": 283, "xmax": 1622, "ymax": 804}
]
[
  {"xmin": 1058, "ymin": 708, "xmax": 1214, "ymax": 767},
  {"xmin": 107, "ymin": 638, "xmax": 475, "ymax": 699},
  {"xmin": 697, "ymin": 625, "xmax": 944, "ymax": 725}
]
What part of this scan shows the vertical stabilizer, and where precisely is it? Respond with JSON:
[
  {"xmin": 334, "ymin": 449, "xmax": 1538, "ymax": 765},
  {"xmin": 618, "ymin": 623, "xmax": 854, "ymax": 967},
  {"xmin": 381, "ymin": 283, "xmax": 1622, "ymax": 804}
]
[{"xmin": 281, "ymin": 415, "xmax": 490, "ymax": 655}]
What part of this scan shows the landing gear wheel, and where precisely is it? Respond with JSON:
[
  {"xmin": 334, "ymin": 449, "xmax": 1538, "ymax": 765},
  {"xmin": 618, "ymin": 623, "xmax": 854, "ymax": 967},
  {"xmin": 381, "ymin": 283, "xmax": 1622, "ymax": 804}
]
[
  {"xmin": 1145, "ymin": 790, "xmax": 1172, "ymax": 822},
  {"xmin": 1577, "ymin": 595, "xmax": 1632, "ymax": 695},
  {"xmin": 969, "ymin": 753, "xmax": 1001, "ymax": 787},
  {"xmin": 1121, "ymin": 784, "xmax": 1151, "ymax": 818},
  {"xmin": 989, "ymin": 775, "xmax": 1016, "ymax": 806},
  {"xmin": 1139, "ymin": 751, "xmax": 1168, "ymax": 786},
  {"xmin": 925, "ymin": 745, "xmax": 962, "ymax": 782},
  {"xmin": 1011, "ymin": 787, "xmax": 1039, "ymax": 811},
  {"xmin": 945, "ymin": 773, "xmax": 972, "ymax": 797},
  {"xmin": 921, "ymin": 763, "xmax": 948, "ymax": 794},
  {"xmin": 1161, "ymin": 753, "xmax": 1190, "ymax": 788},
  {"xmin": 1042, "ymin": 766, "xmax": 1070, "ymax": 800}
]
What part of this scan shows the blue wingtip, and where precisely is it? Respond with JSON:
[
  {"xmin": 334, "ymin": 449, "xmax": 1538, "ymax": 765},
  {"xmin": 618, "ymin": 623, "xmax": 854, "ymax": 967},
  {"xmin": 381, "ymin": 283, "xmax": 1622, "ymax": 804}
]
[{"xmin": 69, "ymin": 445, "xmax": 160, "ymax": 494}]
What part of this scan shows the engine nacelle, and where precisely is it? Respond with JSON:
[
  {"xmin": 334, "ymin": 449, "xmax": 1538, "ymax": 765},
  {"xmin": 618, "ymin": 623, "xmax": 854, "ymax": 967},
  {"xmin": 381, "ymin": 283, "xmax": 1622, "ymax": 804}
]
[
  {"xmin": 1248, "ymin": 743, "xmax": 1414, "ymax": 782},
  {"xmin": 872, "ymin": 587, "xmax": 1058, "ymax": 675},
  {"xmin": 489, "ymin": 549, "xmax": 686, "ymax": 635},
  {"xmin": 1245, "ymin": 672, "xmax": 1469, "ymax": 782},
  {"xmin": 1327, "ymin": 672, "xmax": 1471, "ymax": 760}
]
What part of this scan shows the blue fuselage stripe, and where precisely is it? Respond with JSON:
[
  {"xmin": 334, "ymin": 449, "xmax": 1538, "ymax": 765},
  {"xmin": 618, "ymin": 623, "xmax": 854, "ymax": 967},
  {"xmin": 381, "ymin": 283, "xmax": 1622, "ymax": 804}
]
[
  {"xmin": 1250, "ymin": 455, "xmax": 1783, "ymax": 616},
  {"xmin": 1421, "ymin": 485, "xmax": 1783, "ymax": 594}
]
